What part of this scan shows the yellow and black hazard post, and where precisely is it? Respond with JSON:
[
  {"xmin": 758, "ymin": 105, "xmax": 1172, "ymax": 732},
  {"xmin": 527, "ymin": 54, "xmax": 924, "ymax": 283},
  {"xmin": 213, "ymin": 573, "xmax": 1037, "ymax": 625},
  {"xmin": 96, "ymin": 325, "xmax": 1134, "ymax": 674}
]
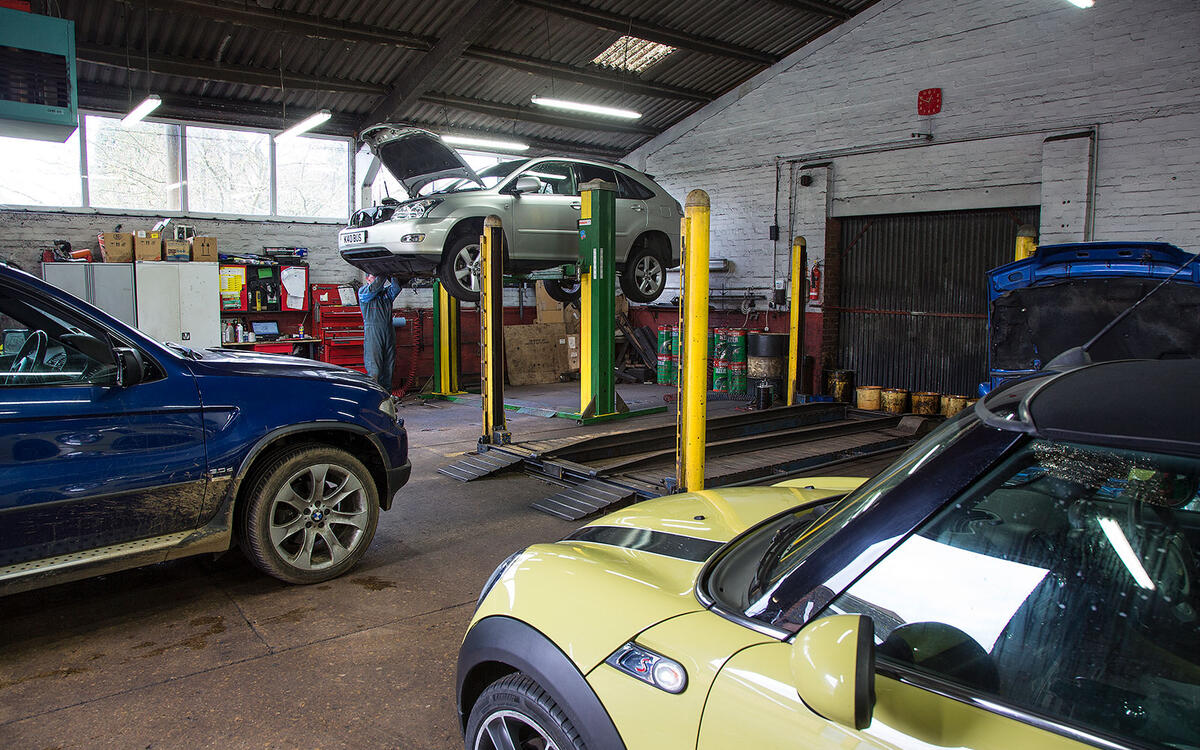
[
  {"xmin": 430, "ymin": 280, "xmax": 464, "ymax": 397},
  {"xmin": 479, "ymin": 215, "xmax": 510, "ymax": 446},
  {"xmin": 787, "ymin": 236, "xmax": 807, "ymax": 406}
]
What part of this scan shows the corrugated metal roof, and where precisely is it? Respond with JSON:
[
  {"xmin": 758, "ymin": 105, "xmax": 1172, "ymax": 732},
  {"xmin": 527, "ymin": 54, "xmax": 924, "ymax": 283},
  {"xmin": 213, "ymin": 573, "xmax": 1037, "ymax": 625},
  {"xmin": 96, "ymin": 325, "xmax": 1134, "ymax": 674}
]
[{"xmin": 50, "ymin": 0, "xmax": 878, "ymax": 156}]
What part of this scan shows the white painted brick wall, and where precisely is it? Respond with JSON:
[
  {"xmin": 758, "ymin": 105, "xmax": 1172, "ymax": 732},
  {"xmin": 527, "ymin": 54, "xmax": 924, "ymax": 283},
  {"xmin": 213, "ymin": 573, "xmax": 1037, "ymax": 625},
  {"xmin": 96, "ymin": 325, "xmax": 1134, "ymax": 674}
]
[
  {"xmin": 0, "ymin": 210, "xmax": 354, "ymax": 284},
  {"xmin": 629, "ymin": 0, "xmax": 1200, "ymax": 295}
]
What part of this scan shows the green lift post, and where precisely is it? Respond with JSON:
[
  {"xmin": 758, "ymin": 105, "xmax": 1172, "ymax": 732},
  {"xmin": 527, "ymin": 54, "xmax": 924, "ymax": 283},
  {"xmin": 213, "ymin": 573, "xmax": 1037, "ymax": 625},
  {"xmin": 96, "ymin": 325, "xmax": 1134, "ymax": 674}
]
[{"xmin": 572, "ymin": 179, "xmax": 665, "ymax": 424}]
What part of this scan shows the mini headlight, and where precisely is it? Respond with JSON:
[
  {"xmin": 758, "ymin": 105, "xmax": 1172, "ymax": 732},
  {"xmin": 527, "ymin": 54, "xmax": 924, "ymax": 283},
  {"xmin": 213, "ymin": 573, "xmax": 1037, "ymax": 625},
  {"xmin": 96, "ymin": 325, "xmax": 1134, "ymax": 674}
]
[
  {"xmin": 606, "ymin": 642, "xmax": 688, "ymax": 694},
  {"xmin": 395, "ymin": 199, "xmax": 442, "ymax": 219},
  {"xmin": 477, "ymin": 548, "xmax": 525, "ymax": 609}
]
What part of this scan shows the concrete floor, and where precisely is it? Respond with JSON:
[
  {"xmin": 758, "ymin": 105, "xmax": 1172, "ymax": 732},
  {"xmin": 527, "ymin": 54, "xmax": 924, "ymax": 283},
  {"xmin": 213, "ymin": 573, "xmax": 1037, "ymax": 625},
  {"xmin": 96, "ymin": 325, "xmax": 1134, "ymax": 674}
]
[{"xmin": 0, "ymin": 383, "xmax": 685, "ymax": 749}]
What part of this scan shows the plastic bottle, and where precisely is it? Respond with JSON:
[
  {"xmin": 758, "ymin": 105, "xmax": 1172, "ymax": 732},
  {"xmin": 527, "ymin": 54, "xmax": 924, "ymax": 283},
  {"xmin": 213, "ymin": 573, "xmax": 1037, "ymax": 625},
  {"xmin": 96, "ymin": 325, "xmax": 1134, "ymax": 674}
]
[{"xmin": 235, "ymin": 321, "xmax": 244, "ymax": 342}]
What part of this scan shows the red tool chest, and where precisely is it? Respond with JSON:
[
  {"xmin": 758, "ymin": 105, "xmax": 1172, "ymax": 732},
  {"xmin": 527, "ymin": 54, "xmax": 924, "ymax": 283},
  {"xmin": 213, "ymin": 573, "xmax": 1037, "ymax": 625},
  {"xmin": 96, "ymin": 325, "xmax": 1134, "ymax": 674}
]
[{"xmin": 311, "ymin": 284, "xmax": 365, "ymax": 373}]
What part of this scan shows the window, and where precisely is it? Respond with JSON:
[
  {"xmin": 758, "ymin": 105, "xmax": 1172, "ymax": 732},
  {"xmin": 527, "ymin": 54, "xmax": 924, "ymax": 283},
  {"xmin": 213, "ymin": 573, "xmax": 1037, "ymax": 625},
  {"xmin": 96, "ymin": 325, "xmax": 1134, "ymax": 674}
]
[
  {"xmin": 0, "ymin": 285, "xmax": 117, "ymax": 387},
  {"xmin": 616, "ymin": 172, "xmax": 655, "ymax": 200},
  {"xmin": 85, "ymin": 115, "xmax": 181, "ymax": 211},
  {"xmin": 573, "ymin": 163, "xmax": 619, "ymax": 192},
  {"xmin": 275, "ymin": 136, "xmax": 349, "ymax": 219},
  {"xmin": 823, "ymin": 440, "xmax": 1200, "ymax": 748},
  {"xmin": 516, "ymin": 161, "xmax": 575, "ymax": 195},
  {"xmin": 186, "ymin": 126, "xmax": 270, "ymax": 215},
  {"xmin": 0, "ymin": 130, "xmax": 81, "ymax": 207}
]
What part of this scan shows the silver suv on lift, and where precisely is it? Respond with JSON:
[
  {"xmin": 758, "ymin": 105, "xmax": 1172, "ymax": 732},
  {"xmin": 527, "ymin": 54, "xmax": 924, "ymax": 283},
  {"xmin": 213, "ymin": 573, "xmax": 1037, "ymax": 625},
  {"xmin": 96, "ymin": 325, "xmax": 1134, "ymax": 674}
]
[{"xmin": 339, "ymin": 126, "xmax": 682, "ymax": 303}]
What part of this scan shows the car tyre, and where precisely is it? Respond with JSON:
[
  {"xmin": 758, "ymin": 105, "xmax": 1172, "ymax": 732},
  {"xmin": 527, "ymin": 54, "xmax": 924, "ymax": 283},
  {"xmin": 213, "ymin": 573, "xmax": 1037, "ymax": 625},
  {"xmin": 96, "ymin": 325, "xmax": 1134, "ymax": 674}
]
[
  {"xmin": 542, "ymin": 279, "xmax": 581, "ymax": 304},
  {"xmin": 241, "ymin": 444, "xmax": 379, "ymax": 584},
  {"xmin": 620, "ymin": 243, "xmax": 667, "ymax": 303},
  {"xmin": 465, "ymin": 673, "xmax": 586, "ymax": 750},
  {"xmin": 440, "ymin": 234, "xmax": 483, "ymax": 303}
]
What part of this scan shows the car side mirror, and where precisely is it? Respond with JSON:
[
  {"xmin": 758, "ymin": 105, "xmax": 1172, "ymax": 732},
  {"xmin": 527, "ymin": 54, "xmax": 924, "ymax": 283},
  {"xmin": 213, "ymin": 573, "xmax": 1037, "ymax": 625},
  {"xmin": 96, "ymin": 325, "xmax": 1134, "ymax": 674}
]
[
  {"xmin": 513, "ymin": 176, "xmax": 541, "ymax": 194},
  {"xmin": 114, "ymin": 346, "xmax": 145, "ymax": 388},
  {"xmin": 791, "ymin": 614, "xmax": 875, "ymax": 730}
]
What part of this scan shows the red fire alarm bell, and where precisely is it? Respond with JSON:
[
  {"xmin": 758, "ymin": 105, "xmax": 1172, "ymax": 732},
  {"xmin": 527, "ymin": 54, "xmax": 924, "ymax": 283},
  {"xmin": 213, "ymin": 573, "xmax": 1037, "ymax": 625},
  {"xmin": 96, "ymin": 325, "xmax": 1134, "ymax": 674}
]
[{"xmin": 917, "ymin": 88, "xmax": 942, "ymax": 116}]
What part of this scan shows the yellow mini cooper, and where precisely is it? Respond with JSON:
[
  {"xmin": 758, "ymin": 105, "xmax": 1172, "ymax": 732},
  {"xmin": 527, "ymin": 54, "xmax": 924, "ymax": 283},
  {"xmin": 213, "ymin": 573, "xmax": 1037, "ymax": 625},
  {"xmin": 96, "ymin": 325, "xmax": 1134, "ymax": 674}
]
[{"xmin": 457, "ymin": 359, "xmax": 1200, "ymax": 750}]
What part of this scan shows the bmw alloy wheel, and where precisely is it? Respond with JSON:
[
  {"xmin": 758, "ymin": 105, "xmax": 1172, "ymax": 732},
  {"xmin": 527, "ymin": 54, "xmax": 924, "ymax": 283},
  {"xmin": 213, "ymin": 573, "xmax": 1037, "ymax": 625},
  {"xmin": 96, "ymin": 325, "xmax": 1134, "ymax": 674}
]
[{"xmin": 268, "ymin": 462, "xmax": 372, "ymax": 571}]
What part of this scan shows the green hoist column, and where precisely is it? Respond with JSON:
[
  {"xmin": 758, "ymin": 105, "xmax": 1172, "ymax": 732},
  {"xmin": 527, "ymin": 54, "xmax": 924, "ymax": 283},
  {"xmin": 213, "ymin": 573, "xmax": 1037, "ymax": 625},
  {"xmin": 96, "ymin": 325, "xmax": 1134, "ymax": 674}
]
[
  {"xmin": 430, "ymin": 280, "xmax": 464, "ymax": 396},
  {"xmin": 578, "ymin": 179, "xmax": 618, "ymax": 419}
]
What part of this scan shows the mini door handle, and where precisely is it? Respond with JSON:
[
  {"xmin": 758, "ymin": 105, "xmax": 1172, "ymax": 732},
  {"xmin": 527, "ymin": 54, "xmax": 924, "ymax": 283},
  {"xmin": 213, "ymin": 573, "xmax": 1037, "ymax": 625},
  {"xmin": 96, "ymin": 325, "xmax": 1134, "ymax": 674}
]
[
  {"xmin": 630, "ymin": 205, "xmax": 645, "ymax": 212},
  {"xmin": 571, "ymin": 203, "xmax": 581, "ymax": 210}
]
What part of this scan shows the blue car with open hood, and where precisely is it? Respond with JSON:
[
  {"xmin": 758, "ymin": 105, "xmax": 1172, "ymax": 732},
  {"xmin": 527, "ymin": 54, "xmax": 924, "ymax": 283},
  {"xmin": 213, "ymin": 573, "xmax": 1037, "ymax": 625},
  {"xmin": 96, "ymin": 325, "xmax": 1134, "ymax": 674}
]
[{"xmin": 984, "ymin": 241, "xmax": 1200, "ymax": 394}]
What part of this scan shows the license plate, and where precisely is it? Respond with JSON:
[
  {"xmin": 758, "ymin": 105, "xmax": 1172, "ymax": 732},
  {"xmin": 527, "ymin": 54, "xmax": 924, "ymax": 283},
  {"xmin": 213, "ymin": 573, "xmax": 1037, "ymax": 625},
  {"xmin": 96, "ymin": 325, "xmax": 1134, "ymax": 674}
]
[{"xmin": 342, "ymin": 230, "xmax": 366, "ymax": 245}]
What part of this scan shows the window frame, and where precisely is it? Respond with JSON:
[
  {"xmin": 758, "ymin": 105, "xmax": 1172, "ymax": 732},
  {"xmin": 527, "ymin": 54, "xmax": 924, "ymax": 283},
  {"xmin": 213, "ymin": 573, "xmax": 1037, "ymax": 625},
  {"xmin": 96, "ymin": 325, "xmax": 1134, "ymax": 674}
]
[{"xmin": 0, "ymin": 110, "xmax": 354, "ymax": 224}]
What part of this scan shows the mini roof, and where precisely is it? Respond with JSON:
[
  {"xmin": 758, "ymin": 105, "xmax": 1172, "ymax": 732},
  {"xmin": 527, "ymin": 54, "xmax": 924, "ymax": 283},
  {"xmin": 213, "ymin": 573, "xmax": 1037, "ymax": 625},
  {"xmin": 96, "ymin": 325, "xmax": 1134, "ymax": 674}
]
[{"xmin": 982, "ymin": 359, "xmax": 1200, "ymax": 458}]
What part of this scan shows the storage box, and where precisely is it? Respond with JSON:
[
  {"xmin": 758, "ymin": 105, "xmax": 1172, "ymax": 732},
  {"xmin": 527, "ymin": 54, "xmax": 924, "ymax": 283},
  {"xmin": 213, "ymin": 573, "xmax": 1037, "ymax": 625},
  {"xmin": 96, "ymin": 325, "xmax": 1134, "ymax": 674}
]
[
  {"xmin": 190, "ymin": 236, "xmax": 218, "ymax": 262},
  {"xmin": 134, "ymin": 231, "xmax": 162, "ymax": 261},
  {"xmin": 535, "ymin": 283, "xmax": 566, "ymax": 325},
  {"xmin": 97, "ymin": 232, "xmax": 133, "ymax": 262},
  {"xmin": 163, "ymin": 240, "xmax": 191, "ymax": 262}
]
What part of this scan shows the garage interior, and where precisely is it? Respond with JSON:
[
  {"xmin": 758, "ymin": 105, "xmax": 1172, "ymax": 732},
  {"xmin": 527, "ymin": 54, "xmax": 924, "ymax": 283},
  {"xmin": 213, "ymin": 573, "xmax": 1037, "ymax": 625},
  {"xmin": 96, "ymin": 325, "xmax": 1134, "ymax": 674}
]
[{"xmin": 1, "ymin": 0, "xmax": 1198, "ymax": 747}]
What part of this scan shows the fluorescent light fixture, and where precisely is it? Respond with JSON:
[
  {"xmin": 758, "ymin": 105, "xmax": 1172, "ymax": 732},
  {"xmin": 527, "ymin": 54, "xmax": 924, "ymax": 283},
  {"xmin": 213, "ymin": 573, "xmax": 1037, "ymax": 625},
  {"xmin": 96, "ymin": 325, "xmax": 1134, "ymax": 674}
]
[
  {"xmin": 275, "ymin": 109, "xmax": 332, "ymax": 142},
  {"xmin": 1066, "ymin": 0, "xmax": 1094, "ymax": 6},
  {"xmin": 122, "ymin": 95, "xmax": 162, "ymax": 126},
  {"xmin": 439, "ymin": 134, "xmax": 529, "ymax": 152},
  {"xmin": 531, "ymin": 96, "xmax": 641, "ymax": 120},
  {"xmin": 1098, "ymin": 517, "xmax": 1155, "ymax": 590}
]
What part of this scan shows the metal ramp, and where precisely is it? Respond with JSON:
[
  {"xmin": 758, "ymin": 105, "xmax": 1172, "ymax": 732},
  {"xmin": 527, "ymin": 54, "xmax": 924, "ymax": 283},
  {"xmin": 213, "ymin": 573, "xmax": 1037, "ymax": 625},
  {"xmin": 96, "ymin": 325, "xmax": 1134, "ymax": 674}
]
[
  {"xmin": 530, "ymin": 479, "xmax": 638, "ymax": 521},
  {"xmin": 437, "ymin": 448, "xmax": 527, "ymax": 482}
]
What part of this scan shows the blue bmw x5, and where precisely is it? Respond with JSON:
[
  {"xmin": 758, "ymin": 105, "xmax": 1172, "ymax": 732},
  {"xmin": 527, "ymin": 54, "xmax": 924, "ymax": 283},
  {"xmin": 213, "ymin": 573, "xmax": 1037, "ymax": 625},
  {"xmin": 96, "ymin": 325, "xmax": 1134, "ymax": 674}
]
[{"xmin": 0, "ymin": 262, "xmax": 410, "ymax": 593}]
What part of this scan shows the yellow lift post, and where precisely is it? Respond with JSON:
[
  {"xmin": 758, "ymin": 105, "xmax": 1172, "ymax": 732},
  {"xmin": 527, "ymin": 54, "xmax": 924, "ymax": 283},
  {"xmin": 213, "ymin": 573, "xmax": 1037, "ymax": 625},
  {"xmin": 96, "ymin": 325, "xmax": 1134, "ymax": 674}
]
[
  {"xmin": 479, "ymin": 215, "xmax": 510, "ymax": 446},
  {"xmin": 430, "ymin": 280, "xmax": 465, "ymax": 397},
  {"xmin": 676, "ymin": 189, "xmax": 710, "ymax": 492},
  {"xmin": 787, "ymin": 236, "xmax": 807, "ymax": 406}
]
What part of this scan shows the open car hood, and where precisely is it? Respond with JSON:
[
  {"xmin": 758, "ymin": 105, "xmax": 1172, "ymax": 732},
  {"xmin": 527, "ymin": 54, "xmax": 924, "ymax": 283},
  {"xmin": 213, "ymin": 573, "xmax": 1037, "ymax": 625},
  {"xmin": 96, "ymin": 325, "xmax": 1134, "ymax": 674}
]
[
  {"xmin": 360, "ymin": 125, "xmax": 482, "ymax": 195},
  {"xmin": 987, "ymin": 242, "xmax": 1200, "ymax": 383}
]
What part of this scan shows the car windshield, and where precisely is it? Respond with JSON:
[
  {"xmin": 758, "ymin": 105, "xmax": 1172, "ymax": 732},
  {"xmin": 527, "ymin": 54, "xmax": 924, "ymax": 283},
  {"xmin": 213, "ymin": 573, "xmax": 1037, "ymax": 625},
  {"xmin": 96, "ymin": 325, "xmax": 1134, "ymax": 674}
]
[
  {"xmin": 703, "ymin": 410, "xmax": 980, "ymax": 619},
  {"xmin": 422, "ymin": 160, "xmax": 525, "ymax": 195}
]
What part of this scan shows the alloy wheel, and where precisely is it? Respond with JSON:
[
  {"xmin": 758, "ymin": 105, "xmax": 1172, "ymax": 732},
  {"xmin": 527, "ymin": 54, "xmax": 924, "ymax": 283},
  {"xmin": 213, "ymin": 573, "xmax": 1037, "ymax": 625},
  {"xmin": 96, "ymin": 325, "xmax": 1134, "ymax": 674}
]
[
  {"xmin": 454, "ymin": 243, "xmax": 482, "ymax": 293},
  {"xmin": 633, "ymin": 254, "xmax": 664, "ymax": 295},
  {"xmin": 268, "ymin": 463, "xmax": 370, "ymax": 570},
  {"xmin": 474, "ymin": 710, "xmax": 559, "ymax": 750}
]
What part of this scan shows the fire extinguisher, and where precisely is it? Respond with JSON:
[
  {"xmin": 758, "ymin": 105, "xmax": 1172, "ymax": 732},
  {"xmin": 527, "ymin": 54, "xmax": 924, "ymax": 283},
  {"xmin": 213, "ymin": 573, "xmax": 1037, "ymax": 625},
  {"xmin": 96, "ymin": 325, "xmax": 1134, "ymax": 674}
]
[{"xmin": 808, "ymin": 263, "xmax": 822, "ymax": 301}]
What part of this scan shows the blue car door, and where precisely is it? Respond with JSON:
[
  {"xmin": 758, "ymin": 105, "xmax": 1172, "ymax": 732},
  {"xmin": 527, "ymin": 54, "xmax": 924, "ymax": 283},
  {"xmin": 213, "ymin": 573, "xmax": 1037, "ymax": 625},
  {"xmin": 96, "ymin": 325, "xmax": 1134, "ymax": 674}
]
[{"xmin": 0, "ymin": 275, "xmax": 208, "ymax": 567}]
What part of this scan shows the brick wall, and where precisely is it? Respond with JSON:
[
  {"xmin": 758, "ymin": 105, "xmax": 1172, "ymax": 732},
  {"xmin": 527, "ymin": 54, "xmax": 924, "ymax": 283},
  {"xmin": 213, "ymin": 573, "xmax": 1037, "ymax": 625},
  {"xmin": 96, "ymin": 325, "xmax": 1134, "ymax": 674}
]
[
  {"xmin": 628, "ymin": 0, "xmax": 1200, "ymax": 296},
  {"xmin": 0, "ymin": 209, "xmax": 355, "ymax": 285}
]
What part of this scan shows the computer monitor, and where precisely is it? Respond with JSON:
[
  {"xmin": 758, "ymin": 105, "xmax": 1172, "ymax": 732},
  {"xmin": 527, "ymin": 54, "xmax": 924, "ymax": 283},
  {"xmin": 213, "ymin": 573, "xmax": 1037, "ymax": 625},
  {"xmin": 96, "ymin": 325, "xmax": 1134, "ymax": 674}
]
[{"xmin": 251, "ymin": 320, "xmax": 280, "ymax": 338}]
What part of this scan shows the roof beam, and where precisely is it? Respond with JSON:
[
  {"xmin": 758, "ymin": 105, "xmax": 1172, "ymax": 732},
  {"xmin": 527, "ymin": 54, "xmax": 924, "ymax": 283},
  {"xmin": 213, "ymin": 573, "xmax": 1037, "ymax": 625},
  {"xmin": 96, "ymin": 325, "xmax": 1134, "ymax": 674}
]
[
  {"xmin": 76, "ymin": 43, "xmax": 388, "ymax": 96},
  {"xmin": 418, "ymin": 92, "xmax": 660, "ymax": 136},
  {"xmin": 76, "ymin": 81, "xmax": 630, "ymax": 158},
  {"xmin": 137, "ymin": 0, "xmax": 434, "ymax": 51},
  {"xmin": 77, "ymin": 81, "xmax": 361, "ymax": 136},
  {"xmin": 365, "ymin": 0, "xmax": 514, "ymax": 127},
  {"xmin": 462, "ymin": 46, "xmax": 713, "ymax": 102},
  {"xmin": 129, "ymin": 0, "xmax": 716, "ymax": 102},
  {"xmin": 765, "ymin": 0, "xmax": 853, "ymax": 21},
  {"xmin": 514, "ymin": 0, "xmax": 779, "ymax": 66}
]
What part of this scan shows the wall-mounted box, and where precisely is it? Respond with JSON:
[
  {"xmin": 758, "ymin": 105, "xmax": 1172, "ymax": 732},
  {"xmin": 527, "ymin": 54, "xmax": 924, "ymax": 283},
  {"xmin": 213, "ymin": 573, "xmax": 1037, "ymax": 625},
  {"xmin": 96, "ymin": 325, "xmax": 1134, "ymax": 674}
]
[{"xmin": 0, "ymin": 7, "xmax": 77, "ymax": 143}]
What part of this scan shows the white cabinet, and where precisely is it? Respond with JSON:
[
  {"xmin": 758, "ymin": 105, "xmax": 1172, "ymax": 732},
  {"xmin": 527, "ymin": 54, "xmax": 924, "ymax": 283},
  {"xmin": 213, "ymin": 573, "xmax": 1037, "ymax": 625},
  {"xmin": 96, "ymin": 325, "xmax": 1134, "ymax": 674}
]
[
  {"xmin": 134, "ymin": 262, "xmax": 221, "ymax": 350},
  {"xmin": 42, "ymin": 262, "xmax": 137, "ymax": 327}
]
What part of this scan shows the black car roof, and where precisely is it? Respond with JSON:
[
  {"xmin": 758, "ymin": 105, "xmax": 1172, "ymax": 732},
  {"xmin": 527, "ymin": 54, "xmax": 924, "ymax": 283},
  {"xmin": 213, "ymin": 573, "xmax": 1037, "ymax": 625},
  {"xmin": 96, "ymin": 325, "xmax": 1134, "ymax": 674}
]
[{"xmin": 985, "ymin": 359, "xmax": 1200, "ymax": 457}]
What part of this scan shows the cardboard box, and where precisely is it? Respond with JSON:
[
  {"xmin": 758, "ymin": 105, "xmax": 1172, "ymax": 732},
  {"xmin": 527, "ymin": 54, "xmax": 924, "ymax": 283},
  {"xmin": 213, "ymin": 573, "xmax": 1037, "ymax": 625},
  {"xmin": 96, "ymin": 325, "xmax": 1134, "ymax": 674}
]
[
  {"xmin": 134, "ymin": 232, "xmax": 163, "ymax": 261},
  {"xmin": 163, "ymin": 240, "xmax": 191, "ymax": 262},
  {"xmin": 97, "ymin": 232, "xmax": 133, "ymax": 262},
  {"xmin": 566, "ymin": 333, "xmax": 580, "ymax": 371},
  {"xmin": 190, "ymin": 236, "xmax": 218, "ymax": 262},
  {"xmin": 535, "ymin": 283, "xmax": 566, "ymax": 325},
  {"xmin": 503, "ymin": 323, "xmax": 571, "ymax": 386}
]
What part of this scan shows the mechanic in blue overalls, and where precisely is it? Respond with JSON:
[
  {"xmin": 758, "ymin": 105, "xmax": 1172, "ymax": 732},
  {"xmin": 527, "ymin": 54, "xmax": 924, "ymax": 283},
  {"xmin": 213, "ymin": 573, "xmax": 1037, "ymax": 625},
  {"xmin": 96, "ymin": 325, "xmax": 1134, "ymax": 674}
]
[{"xmin": 358, "ymin": 274, "xmax": 402, "ymax": 392}]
